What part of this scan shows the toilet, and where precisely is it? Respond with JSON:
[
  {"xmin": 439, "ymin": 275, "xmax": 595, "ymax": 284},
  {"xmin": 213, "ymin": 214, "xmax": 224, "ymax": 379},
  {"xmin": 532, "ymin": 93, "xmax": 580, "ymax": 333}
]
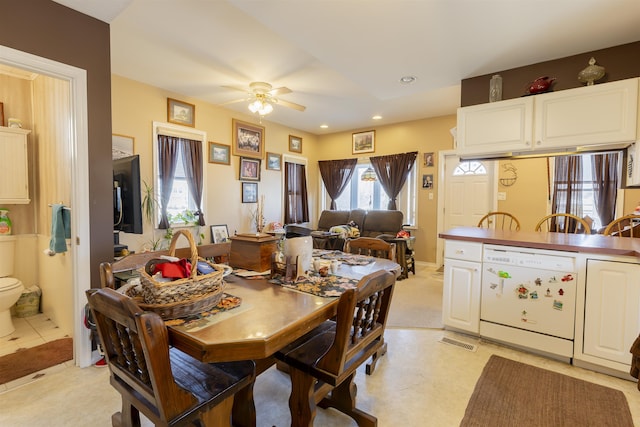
[{"xmin": 0, "ymin": 235, "xmax": 24, "ymax": 337}]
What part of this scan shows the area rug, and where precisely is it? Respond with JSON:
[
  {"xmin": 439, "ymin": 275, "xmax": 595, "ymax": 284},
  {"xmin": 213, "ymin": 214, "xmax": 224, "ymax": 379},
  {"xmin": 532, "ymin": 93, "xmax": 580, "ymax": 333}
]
[
  {"xmin": 386, "ymin": 270, "xmax": 443, "ymax": 329},
  {"xmin": 0, "ymin": 337, "xmax": 72, "ymax": 384},
  {"xmin": 460, "ymin": 355, "xmax": 634, "ymax": 427}
]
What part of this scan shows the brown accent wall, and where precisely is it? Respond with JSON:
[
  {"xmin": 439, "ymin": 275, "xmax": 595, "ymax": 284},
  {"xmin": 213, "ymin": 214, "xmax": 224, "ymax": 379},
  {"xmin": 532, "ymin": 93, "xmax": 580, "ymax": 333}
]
[
  {"xmin": 461, "ymin": 41, "xmax": 640, "ymax": 107},
  {"xmin": 0, "ymin": 0, "xmax": 113, "ymax": 287}
]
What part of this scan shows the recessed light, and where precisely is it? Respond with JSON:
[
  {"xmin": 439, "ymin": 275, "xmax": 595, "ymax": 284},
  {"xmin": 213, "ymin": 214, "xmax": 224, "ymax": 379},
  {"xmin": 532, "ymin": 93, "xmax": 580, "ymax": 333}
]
[
  {"xmin": 372, "ymin": 115, "xmax": 382, "ymax": 120},
  {"xmin": 399, "ymin": 75, "xmax": 417, "ymax": 84},
  {"xmin": 320, "ymin": 124, "xmax": 328, "ymax": 129}
]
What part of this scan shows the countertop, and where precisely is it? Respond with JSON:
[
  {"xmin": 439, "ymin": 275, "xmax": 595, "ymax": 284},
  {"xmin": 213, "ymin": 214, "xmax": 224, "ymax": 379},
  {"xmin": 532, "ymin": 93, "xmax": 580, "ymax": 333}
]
[{"xmin": 439, "ymin": 227, "xmax": 640, "ymax": 258}]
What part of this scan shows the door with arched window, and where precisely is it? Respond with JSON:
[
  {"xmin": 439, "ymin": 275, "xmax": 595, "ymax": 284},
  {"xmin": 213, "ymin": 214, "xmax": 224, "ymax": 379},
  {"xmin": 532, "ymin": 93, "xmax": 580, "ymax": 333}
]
[{"xmin": 443, "ymin": 157, "xmax": 495, "ymax": 231}]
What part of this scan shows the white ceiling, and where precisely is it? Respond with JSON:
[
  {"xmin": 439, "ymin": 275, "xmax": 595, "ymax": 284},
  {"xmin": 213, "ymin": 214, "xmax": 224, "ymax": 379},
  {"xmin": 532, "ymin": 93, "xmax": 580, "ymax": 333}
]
[{"xmin": 53, "ymin": 0, "xmax": 640, "ymax": 135}]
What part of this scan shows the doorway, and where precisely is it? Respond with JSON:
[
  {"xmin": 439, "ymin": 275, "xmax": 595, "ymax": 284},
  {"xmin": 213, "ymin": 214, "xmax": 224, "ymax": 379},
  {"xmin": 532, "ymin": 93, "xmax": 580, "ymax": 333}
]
[
  {"xmin": 436, "ymin": 150, "xmax": 496, "ymax": 267},
  {"xmin": 0, "ymin": 45, "xmax": 91, "ymax": 367}
]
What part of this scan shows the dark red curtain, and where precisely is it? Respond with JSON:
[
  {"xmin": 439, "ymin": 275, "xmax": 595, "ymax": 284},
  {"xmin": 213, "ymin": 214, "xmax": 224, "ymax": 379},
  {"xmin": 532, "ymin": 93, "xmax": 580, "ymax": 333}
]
[
  {"xmin": 592, "ymin": 152, "xmax": 619, "ymax": 231},
  {"xmin": 551, "ymin": 155, "xmax": 583, "ymax": 231},
  {"xmin": 370, "ymin": 152, "xmax": 418, "ymax": 210},
  {"xmin": 157, "ymin": 135, "xmax": 180, "ymax": 229},
  {"xmin": 182, "ymin": 138, "xmax": 205, "ymax": 226}
]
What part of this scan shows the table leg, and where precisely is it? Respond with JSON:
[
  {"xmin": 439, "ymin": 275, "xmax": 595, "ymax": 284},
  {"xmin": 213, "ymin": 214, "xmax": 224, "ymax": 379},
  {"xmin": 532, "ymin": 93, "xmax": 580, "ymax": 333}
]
[{"xmin": 289, "ymin": 367, "xmax": 317, "ymax": 427}]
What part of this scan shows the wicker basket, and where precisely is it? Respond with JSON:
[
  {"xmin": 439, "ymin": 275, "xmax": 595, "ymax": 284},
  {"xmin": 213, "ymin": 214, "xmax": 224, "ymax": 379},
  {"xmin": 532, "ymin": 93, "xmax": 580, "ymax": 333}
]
[{"xmin": 137, "ymin": 229, "xmax": 226, "ymax": 317}]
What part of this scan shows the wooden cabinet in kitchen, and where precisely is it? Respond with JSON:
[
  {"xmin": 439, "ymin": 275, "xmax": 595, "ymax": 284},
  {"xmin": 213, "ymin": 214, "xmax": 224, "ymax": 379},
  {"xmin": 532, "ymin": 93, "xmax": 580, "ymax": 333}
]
[
  {"xmin": 442, "ymin": 240, "xmax": 482, "ymax": 334},
  {"xmin": 0, "ymin": 127, "xmax": 30, "ymax": 204},
  {"xmin": 456, "ymin": 78, "xmax": 639, "ymax": 157},
  {"xmin": 581, "ymin": 259, "xmax": 640, "ymax": 371}
]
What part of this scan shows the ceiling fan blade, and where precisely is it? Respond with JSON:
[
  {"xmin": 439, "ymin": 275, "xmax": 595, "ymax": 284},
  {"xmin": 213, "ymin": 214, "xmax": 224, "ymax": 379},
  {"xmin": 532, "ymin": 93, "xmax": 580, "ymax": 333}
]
[
  {"xmin": 276, "ymin": 99, "xmax": 306, "ymax": 112},
  {"xmin": 269, "ymin": 86, "xmax": 292, "ymax": 96},
  {"xmin": 219, "ymin": 98, "xmax": 248, "ymax": 106}
]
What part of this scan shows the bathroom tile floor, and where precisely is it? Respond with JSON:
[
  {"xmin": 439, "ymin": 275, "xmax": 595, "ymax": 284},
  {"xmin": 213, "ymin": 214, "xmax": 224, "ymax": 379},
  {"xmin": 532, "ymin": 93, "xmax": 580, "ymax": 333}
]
[{"xmin": 0, "ymin": 313, "xmax": 72, "ymax": 393}]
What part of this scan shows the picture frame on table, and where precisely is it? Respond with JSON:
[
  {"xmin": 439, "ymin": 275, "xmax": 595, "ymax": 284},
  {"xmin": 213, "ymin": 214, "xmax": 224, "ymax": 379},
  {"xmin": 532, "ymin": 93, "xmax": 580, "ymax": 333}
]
[
  {"xmin": 167, "ymin": 98, "xmax": 195, "ymax": 127},
  {"xmin": 239, "ymin": 157, "xmax": 261, "ymax": 181},
  {"xmin": 288, "ymin": 135, "xmax": 302, "ymax": 153},
  {"xmin": 232, "ymin": 119, "xmax": 264, "ymax": 159},
  {"xmin": 266, "ymin": 152, "xmax": 282, "ymax": 171},
  {"xmin": 112, "ymin": 134, "xmax": 135, "ymax": 159},
  {"xmin": 210, "ymin": 224, "xmax": 229, "ymax": 243},
  {"xmin": 208, "ymin": 142, "xmax": 231, "ymax": 165},
  {"xmin": 352, "ymin": 130, "xmax": 375, "ymax": 154},
  {"xmin": 242, "ymin": 182, "xmax": 258, "ymax": 203}
]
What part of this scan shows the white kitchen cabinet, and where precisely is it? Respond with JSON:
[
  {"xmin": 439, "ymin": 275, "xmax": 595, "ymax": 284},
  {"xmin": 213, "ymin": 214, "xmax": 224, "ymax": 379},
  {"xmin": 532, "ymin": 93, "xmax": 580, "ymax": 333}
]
[
  {"xmin": 583, "ymin": 259, "xmax": 640, "ymax": 366},
  {"xmin": 456, "ymin": 78, "xmax": 639, "ymax": 157},
  {"xmin": 534, "ymin": 78, "xmax": 638, "ymax": 150},
  {"xmin": 443, "ymin": 241, "xmax": 482, "ymax": 333},
  {"xmin": 456, "ymin": 97, "xmax": 534, "ymax": 157},
  {"xmin": 0, "ymin": 127, "xmax": 30, "ymax": 204}
]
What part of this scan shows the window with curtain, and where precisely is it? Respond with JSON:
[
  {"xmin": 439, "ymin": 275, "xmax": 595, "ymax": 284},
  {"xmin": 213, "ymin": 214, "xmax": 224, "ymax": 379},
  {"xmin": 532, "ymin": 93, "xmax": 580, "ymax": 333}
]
[
  {"xmin": 153, "ymin": 123, "xmax": 206, "ymax": 229},
  {"xmin": 284, "ymin": 160, "xmax": 309, "ymax": 224},
  {"xmin": 552, "ymin": 153, "xmax": 620, "ymax": 232},
  {"xmin": 328, "ymin": 157, "xmax": 417, "ymax": 225}
]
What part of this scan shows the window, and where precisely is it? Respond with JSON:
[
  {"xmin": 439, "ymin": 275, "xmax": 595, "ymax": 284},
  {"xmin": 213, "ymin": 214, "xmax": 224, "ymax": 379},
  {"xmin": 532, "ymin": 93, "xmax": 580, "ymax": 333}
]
[
  {"xmin": 284, "ymin": 155, "xmax": 309, "ymax": 224},
  {"xmin": 152, "ymin": 122, "xmax": 206, "ymax": 228},
  {"xmin": 326, "ymin": 160, "xmax": 417, "ymax": 225},
  {"xmin": 453, "ymin": 161, "xmax": 487, "ymax": 176}
]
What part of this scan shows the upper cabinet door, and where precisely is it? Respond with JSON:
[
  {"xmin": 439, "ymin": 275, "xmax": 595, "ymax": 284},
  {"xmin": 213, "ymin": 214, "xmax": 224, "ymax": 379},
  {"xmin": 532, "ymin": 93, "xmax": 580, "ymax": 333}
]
[
  {"xmin": 0, "ymin": 127, "xmax": 30, "ymax": 204},
  {"xmin": 534, "ymin": 78, "xmax": 638, "ymax": 150},
  {"xmin": 456, "ymin": 97, "xmax": 534, "ymax": 156}
]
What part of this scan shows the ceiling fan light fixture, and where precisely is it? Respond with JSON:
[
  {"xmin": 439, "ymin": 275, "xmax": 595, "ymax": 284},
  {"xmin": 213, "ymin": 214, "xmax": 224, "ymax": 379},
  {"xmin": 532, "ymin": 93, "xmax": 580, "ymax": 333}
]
[{"xmin": 248, "ymin": 98, "xmax": 273, "ymax": 115}]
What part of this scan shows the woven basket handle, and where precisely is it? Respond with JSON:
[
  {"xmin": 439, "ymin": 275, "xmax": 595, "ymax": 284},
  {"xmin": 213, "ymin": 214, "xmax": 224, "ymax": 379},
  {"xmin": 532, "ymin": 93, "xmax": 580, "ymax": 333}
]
[{"xmin": 168, "ymin": 229, "xmax": 199, "ymax": 279}]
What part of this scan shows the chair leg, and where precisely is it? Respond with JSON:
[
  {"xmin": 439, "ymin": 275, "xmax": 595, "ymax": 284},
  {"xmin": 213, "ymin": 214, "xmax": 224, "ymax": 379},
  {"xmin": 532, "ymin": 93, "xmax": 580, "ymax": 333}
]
[
  {"xmin": 365, "ymin": 341, "xmax": 387, "ymax": 375},
  {"xmin": 318, "ymin": 373, "xmax": 377, "ymax": 427},
  {"xmin": 200, "ymin": 395, "xmax": 234, "ymax": 427},
  {"xmin": 288, "ymin": 367, "xmax": 318, "ymax": 427},
  {"xmin": 114, "ymin": 399, "xmax": 141, "ymax": 427}
]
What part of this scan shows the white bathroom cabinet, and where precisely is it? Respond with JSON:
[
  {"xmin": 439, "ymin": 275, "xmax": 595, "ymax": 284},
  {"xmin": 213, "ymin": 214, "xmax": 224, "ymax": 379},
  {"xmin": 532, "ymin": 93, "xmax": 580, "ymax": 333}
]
[{"xmin": 0, "ymin": 127, "xmax": 31, "ymax": 204}]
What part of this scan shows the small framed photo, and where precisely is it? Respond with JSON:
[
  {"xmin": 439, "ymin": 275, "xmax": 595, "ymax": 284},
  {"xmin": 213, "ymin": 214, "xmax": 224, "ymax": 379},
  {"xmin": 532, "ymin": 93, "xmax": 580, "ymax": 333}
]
[
  {"xmin": 266, "ymin": 152, "xmax": 282, "ymax": 171},
  {"xmin": 112, "ymin": 134, "xmax": 135, "ymax": 159},
  {"xmin": 167, "ymin": 98, "xmax": 195, "ymax": 127},
  {"xmin": 208, "ymin": 142, "xmax": 230, "ymax": 165},
  {"xmin": 422, "ymin": 174, "xmax": 434, "ymax": 189},
  {"xmin": 233, "ymin": 119, "xmax": 264, "ymax": 159},
  {"xmin": 210, "ymin": 224, "xmax": 229, "ymax": 243},
  {"xmin": 352, "ymin": 130, "xmax": 375, "ymax": 154},
  {"xmin": 239, "ymin": 157, "xmax": 261, "ymax": 181},
  {"xmin": 289, "ymin": 135, "xmax": 302, "ymax": 153},
  {"xmin": 242, "ymin": 182, "xmax": 258, "ymax": 203},
  {"xmin": 424, "ymin": 152, "xmax": 434, "ymax": 167}
]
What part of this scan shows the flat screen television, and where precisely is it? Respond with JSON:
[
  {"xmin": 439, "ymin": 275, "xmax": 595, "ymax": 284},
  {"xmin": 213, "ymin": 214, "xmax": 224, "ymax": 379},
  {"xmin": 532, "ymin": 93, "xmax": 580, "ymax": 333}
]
[{"xmin": 113, "ymin": 155, "xmax": 143, "ymax": 234}]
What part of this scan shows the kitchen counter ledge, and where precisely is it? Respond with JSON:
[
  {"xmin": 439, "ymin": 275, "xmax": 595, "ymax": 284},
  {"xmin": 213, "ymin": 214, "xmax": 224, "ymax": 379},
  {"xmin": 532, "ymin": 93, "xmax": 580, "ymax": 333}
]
[{"xmin": 439, "ymin": 227, "xmax": 640, "ymax": 258}]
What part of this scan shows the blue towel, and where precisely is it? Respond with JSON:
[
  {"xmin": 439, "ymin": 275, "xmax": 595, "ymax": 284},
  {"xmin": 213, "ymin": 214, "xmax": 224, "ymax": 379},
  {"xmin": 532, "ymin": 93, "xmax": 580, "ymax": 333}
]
[{"xmin": 50, "ymin": 204, "xmax": 70, "ymax": 253}]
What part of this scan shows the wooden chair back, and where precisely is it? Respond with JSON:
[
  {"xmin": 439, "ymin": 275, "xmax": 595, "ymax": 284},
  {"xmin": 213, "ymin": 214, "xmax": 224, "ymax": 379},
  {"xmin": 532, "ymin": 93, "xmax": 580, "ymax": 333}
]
[
  {"xmin": 276, "ymin": 270, "xmax": 396, "ymax": 426},
  {"xmin": 86, "ymin": 287, "xmax": 255, "ymax": 427},
  {"xmin": 344, "ymin": 236, "xmax": 396, "ymax": 261},
  {"xmin": 603, "ymin": 214, "xmax": 640, "ymax": 237},
  {"xmin": 477, "ymin": 212, "xmax": 521, "ymax": 231},
  {"xmin": 535, "ymin": 213, "xmax": 591, "ymax": 234}
]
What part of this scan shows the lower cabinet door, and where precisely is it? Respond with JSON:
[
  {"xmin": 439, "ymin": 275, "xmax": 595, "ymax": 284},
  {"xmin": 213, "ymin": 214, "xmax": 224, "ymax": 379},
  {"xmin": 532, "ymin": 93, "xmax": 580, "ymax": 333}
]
[
  {"xmin": 584, "ymin": 259, "xmax": 640, "ymax": 365},
  {"xmin": 443, "ymin": 258, "xmax": 481, "ymax": 334}
]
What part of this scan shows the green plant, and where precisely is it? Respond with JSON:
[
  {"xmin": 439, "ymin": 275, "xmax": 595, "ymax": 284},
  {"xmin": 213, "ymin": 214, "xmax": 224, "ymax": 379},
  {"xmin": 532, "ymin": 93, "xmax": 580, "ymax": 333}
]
[{"xmin": 141, "ymin": 180, "xmax": 157, "ymax": 225}]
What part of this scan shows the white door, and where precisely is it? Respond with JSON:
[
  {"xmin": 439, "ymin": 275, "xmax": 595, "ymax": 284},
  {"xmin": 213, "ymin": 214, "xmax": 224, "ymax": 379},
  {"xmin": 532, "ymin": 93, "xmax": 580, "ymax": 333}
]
[{"xmin": 443, "ymin": 156, "xmax": 494, "ymax": 231}]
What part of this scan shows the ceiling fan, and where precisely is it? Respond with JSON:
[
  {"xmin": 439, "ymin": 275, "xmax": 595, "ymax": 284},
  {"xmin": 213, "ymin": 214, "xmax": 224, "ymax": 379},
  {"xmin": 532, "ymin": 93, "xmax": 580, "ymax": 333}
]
[{"xmin": 222, "ymin": 81, "xmax": 306, "ymax": 115}]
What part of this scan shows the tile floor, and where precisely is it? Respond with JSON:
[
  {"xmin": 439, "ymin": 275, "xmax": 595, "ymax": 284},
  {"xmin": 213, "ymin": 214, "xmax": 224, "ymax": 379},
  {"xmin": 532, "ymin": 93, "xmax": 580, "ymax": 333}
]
[{"xmin": 0, "ymin": 265, "xmax": 639, "ymax": 426}]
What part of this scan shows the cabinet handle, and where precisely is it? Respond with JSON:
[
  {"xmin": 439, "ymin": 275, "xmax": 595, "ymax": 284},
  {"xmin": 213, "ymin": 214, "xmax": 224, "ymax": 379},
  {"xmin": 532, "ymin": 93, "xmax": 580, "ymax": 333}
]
[
  {"xmin": 536, "ymin": 140, "xmax": 542, "ymax": 145},
  {"xmin": 525, "ymin": 141, "xmax": 530, "ymax": 146},
  {"xmin": 455, "ymin": 249, "xmax": 464, "ymax": 254}
]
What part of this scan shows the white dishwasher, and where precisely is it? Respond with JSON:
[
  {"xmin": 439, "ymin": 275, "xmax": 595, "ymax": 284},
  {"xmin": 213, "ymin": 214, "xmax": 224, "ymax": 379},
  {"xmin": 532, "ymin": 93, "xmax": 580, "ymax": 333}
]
[{"xmin": 480, "ymin": 245, "xmax": 577, "ymax": 360}]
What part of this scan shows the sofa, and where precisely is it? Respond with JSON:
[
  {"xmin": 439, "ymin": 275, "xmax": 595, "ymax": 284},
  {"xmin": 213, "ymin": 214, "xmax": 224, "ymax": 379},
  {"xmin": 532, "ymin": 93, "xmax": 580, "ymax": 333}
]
[{"xmin": 312, "ymin": 209, "xmax": 404, "ymax": 249}]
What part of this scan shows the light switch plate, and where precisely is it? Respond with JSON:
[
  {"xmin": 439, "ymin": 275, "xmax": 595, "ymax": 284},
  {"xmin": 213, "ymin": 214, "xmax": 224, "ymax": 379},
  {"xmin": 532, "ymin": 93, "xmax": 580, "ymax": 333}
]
[{"xmin": 497, "ymin": 192, "xmax": 507, "ymax": 201}]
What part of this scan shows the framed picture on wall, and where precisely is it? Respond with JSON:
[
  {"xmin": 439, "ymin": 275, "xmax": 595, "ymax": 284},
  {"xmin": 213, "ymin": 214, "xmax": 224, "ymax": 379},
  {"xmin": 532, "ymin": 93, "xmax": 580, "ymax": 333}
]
[
  {"xmin": 242, "ymin": 182, "xmax": 258, "ymax": 203},
  {"xmin": 424, "ymin": 152, "xmax": 434, "ymax": 167},
  {"xmin": 239, "ymin": 157, "xmax": 261, "ymax": 181},
  {"xmin": 422, "ymin": 174, "xmax": 433, "ymax": 189},
  {"xmin": 266, "ymin": 152, "xmax": 281, "ymax": 170},
  {"xmin": 352, "ymin": 130, "xmax": 375, "ymax": 154},
  {"xmin": 232, "ymin": 119, "xmax": 264, "ymax": 159},
  {"xmin": 289, "ymin": 135, "xmax": 302, "ymax": 153},
  {"xmin": 167, "ymin": 98, "xmax": 195, "ymax": 127},
  {"xmin": 112, "ymin": 134, "xmax": 135, "ymax": 159},
  {"xmin": 208, "ymin": 142, "xmax": 230, "ymax": 165}
]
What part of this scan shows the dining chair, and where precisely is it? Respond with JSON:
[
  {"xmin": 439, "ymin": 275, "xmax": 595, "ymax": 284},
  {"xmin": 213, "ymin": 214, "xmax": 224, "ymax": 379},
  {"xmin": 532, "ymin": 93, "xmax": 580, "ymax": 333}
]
[
  {"xmin": 344, "ymin": 236, "xmax": 396, "ymax": 262},
  {"xmin": 275, "ymin": 270, "xmax": 396, "ymax": 427},
  {"xmin": 603, "ymin": 214, "xmax": 640, "ymax": 237},
  {"xmin": 86, "ymin": 287, "xmax": 256, "ymax": 427},
  {"xmin": 477, "ymin": 211, "xmax": 521, "ymax": 231},
  {"xmin": 535, "ymin": 213, "xmax": 592, "ymax": 234}
]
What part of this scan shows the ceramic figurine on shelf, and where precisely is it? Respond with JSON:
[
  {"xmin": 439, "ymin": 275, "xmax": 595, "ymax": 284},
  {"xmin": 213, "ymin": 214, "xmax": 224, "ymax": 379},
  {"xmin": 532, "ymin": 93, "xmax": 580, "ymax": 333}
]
[{"xmin": 526, "ymin": 76, "xmax": 555, "ymax": 95}]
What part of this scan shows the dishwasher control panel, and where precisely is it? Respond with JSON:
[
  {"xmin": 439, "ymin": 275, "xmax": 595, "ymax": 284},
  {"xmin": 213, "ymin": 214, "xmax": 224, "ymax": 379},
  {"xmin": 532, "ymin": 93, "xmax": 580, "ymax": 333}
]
[{"xmin": 483, "ymin": 245, "xmax": 576, "ymax": 272}]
